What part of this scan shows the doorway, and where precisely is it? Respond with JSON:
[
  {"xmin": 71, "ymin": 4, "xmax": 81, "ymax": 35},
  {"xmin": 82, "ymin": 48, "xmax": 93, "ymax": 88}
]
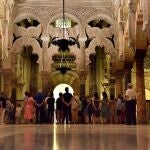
[
  {"xmin": 53, "ymin": 83, "xmax": 74, "ymax": 99},
  {"xmin": 53, "ymin": 83, "xmax": 74, "ymax": 123}
]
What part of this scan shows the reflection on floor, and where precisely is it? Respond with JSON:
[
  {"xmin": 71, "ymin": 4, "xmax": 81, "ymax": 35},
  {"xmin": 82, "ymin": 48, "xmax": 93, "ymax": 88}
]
[{"xmin": 0, "ymin": 124, "xmax": 149, "ymax": 150}]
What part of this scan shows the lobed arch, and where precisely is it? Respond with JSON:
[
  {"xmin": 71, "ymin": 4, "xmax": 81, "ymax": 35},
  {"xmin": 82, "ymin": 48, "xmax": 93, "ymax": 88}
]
[
  {"xmin": 85, "ymin": 38, "xmax": 116, "ymax": 66},
  {"xmin": 13, "ymin": 13, "xmax": 41, "ymax": 24},
  {"xmin": 12, "ymin": 37, "xmax": 43, "ymax": 65},
  {"xmin": 84, "ymin": 10, "xmax": 115, "ymax": 26},
  {"xmin": 48, "ymin": 12, "xmax": 82, "ymax": 32},
  {"xmin": 84, "ymin": 10, "xmax": 116, "ymax": 40},
  {"xmin": 87, "ymin": 38, "xmax": 115, "ymax": 55}
]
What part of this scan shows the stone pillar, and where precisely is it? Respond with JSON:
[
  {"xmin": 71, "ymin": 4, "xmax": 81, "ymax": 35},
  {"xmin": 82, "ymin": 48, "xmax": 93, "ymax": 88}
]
[
  {"xmin": 89, "ymin": 55, "xmax": 97, "ymax": 95},
  {"xmin": 124, "ymin": 63, "xmax": 132, "ymax": 90},
  {"xmin": 89, "ymin": 63, "xmax": 92, "ymax": 95},
  {"xmin": 79, "ymin": 70, "xmax": 87, "ymax": 97},
  {"xmin": 80, "ymin": 42, "xmax": 86, "ymax": 71},
  {"xmin": 109, "ymin": 78, "xmax": 115, "ymax": 97},
  {"xmin": 135, "ymin": 50, "xmax": 147, "ymax": 124},
  {"xmin": 115, "ymin": 70, "xmax": 123, "ymax": 97},
  {"xmin": 79, "ymin": 39, "xmax": 87, "ymax": 97},
  {"xmin": 40, "ymin": 71, "xmax": 51, "ymax": 95},
  {"xmin": 2, "ymin": 69, "xmax": 12, "ymax": 98}
]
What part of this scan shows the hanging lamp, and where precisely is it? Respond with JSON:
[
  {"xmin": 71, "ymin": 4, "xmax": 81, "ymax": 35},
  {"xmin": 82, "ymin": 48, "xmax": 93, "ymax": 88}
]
[{"xmin": 51, "ymin": 0, "xmax": 77, "ymax": 51}]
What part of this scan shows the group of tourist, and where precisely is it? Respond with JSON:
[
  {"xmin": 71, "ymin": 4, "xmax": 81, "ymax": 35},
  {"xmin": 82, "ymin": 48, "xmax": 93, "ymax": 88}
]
[{"xmin": 0, "ymin": 83, "xmax": 137, "ymax": 125}]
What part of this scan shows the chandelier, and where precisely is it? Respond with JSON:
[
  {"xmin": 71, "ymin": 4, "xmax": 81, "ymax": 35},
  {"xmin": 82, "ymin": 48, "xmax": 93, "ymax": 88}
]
[
  {"xmin": 51, "ymin": 0, "xmax": 77, "ymax": 51},
  {"xmin": 51, "ymin": 0, "xmax": 78, "ymax": 74},
  {"xmin": 56, "ymin": 52, "xmax": 71, "ymax": 74},
  {"xmin": 52, "ymin": 52, "xmax": 76, "ymax": 74}
]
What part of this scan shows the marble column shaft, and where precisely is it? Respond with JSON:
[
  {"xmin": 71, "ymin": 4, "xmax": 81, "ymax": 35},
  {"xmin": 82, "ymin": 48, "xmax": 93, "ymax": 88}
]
[
  {"xmin": 79, "ymin": 70, "xmax": 87, "ymax": 97},
  {"xmin": 79, "ymin": 42, "xmax": 86, "ymax": 97},
  {"xmin": 124, "ymin": 64, "xmax": 132, "ymax": 90},
  {"xmin": 135, "ymin": 50, "xmax": 147, "ymax": 124},
  {"xmin": 40, "ymin": 71, "xmax": 50, "ymax": 94},
  {"xmin": 115, "ymin": 70, "xmax": 123, "ymax": 97},
  {"xmin": 2, "ymin": 69, "xmax": 12, "ymax": 98},
  {"xmin": 89, "ymin": 55, "xmax": 97, "ymax": 95}
]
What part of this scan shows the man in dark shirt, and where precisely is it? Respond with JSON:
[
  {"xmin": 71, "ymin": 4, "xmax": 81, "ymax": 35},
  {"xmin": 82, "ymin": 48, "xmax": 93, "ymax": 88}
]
[
  {"xmin": 34, "ymin": 90, "xmax": 45, "ymax": 124},
  {"xmin": 47, "ymin": 93, "xmax": 55, "ymax": 123},
  {"xmin": 62, "ymin": 87, "xmax": 72, "ymax": 124}
]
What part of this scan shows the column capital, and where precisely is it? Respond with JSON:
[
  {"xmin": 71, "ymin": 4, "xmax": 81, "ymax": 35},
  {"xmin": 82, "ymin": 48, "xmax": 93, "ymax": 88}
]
[{"xmin": 128, "ymin": 0, "xmax": 136, "ymax": 14}]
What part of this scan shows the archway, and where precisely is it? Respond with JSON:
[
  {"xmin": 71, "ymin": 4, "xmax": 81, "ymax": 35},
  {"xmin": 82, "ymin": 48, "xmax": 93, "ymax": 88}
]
[
  {"xmin": 53, "ymin": 83, "xmax": 74, "ymax": 100},
  {"xmin": 53, "ymin": 83, "xmax": 74, "ymax": 123}
]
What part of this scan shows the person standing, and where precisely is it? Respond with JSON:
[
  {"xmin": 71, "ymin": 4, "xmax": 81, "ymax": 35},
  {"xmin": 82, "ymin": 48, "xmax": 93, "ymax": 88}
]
[
  {"xmin": 62, "ymin": 87, "xmax": 72, "ymax": 124},
  {"xmin": 108, "ymin": 94, "xmax": 116, "ymax": 124},
  {"xmin": 0, "ymin": 92, "xmax": 6, "ymax": 124},
  {"xmin": 125, "ymin": 83, "xmax": 137, "ymax": 125},
  {"xmin": 101, "ymin": 91, "xmax": 109, "ymax": 124},
  {"xmin": 24, "ymin": 92, "xmax": 35, "ymax": 124},
  {"xmin": 34, "ymin": 90, "xmax": 45, "ymax": 124},
  {"xmin": 56, "ymin": 92, "xmax": 64, "ymax": 124},
  {"xmin": 116, "ymin": 94, "xmax": 123, "ymax": 124},
  {"xmin": 71, "ymin": 93, "xmax": 80, "ymax": 124},
  {"xmin": 81, "ymin": 96, "xmax": 89, "ymax": 124},
  {"xmin": 47, "ymin": 93, "xmax": 55, "ymax": 124},
  {"xmin": 87, "ymin": 96, "xmax": 93, "ymax": 124},
  {"xmin": 91, "ymin": 92, "xmax": 101, "ymax": 124},
  {"xmin": 15, "ymin": 103, "xmax": 23, "ymax": 124}
]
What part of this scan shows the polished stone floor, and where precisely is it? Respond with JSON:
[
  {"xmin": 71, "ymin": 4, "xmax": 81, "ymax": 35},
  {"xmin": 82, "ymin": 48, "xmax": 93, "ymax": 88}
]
[{"xmin": 0, "ymin": 124, "xmax": 150, "ymax": 150}]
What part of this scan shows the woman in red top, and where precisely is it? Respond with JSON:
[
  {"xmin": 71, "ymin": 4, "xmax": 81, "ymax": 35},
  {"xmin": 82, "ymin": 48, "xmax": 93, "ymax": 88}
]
[{"xmin": 24, "ymin": 92, "xmax": 35, "ymax": 123}]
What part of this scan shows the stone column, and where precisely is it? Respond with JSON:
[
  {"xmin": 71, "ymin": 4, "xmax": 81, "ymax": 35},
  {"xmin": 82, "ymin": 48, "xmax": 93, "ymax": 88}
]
[
  {"xmin": 40, "ymin": 71, "xmax": 51, "ymax": 95},
  {"xmin": 2, "ymin": 69, "xmax": 12, "ymax": 98},
  {"xmin": 80, "ymin": 41, "xmax": 86, "ymax": 71},
  {"xmin": 115, "ymin": 70, "xmax": 123, "ymax": 97},
  {"xmin": 79, "ymin": 40, "xmax": 87, "ymax": 97},
  {"xmin": 89, "ymin": 55, "xmax": 97, "ymax": 95},
  {"xmin": 124, "ymin": 63, "xmax": 132, "ymax": 90},
  {"xmin": 109, "ymin": 78, "xmax": 115, "ymax": 97},
  {"xmin": 79, "ymin": 70, "xmax": 87, "ymax": 97},
  {"xmin": 135, "ymin": 50, "xmax": 147, "ymax": 124}
]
